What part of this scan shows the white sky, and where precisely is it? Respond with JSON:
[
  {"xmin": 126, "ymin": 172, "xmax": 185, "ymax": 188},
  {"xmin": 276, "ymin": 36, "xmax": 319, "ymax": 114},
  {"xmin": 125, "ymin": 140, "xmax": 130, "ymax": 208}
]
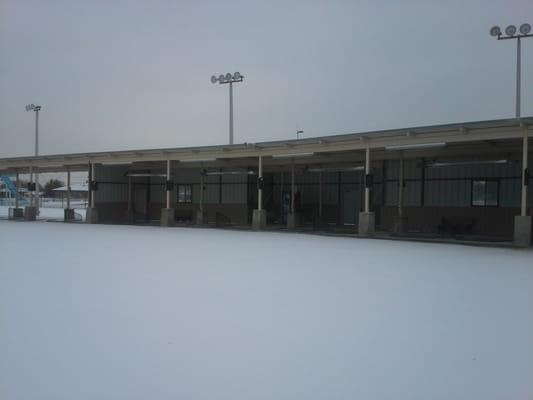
[{"xmin": 1, "ymin": 0, "xmax": 532, "ymax": 158}]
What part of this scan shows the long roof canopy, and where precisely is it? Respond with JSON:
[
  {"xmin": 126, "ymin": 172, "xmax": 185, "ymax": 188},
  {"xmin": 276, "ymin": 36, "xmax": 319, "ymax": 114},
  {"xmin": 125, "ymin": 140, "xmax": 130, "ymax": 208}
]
[{"xmin": 1, "ymin": 117, "xmax": 531, "ymax": 173}]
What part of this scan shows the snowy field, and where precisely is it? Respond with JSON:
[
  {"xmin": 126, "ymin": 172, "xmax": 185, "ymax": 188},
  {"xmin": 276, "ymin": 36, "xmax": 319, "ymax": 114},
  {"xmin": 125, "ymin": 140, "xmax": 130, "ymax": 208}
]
[{"xmin": 0, "ymin": 221, "xmax": 532, "ymax": 400}]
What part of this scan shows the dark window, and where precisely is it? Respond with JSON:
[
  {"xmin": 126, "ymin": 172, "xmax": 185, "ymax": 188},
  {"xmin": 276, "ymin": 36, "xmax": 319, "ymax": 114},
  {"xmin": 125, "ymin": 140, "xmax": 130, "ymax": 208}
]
[
  {"xmin": 472, "ymin": 180, "xmax": 498, "ymax": 207},
  {"xmin": 177, "ymin": 184, "xmax": 192, "ymax": 203}
]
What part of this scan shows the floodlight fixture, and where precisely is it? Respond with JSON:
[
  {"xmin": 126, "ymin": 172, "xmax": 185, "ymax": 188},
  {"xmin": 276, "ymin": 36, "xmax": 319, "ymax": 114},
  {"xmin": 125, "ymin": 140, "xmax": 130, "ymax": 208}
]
[
  {"xmin": 520, "ymin": 23, "xmax": 531, "ymax": 35},
  {"xmin": 490, "ymin": 25, "xmax": 501, "ymax": 37},
  {"xmin": 211, "ymin": 71, "xmax": 245, "ymax": 145},
  {"xmin": 490, "ymin": 22, "xmax": 532, "ymax": 118},
  {"xmin": 505, "ymin": 25, "xmax": 517, "ymax": 36}
]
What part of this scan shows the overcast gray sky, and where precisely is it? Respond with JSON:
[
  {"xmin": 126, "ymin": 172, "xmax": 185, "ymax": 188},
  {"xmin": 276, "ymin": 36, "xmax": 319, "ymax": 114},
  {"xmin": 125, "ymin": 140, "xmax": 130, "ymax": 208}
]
[{"xmin": 1, "ymin": 0, "xmax": 532, "ymax": 158}]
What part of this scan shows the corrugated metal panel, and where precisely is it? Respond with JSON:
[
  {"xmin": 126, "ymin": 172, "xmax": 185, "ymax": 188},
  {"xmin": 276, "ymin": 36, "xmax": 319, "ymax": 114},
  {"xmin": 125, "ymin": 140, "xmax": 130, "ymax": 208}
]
[
  {"xmin": 95, "ymin": 165, "xmax": 128, "ymax": 203},
  {"xmin": 424, "ymin": 180, "xmax": 470, "ymax": 207},
  {"xmin": 221, "ymin": 174, "xmax": 247, "ymax": 204},
  {"xmin": 425, "ymin": 162, "xmax": 520, "ymax": 180},
  {"xmin": 500, "ymin": 178, "xmax": 521, "ymax": 208}
]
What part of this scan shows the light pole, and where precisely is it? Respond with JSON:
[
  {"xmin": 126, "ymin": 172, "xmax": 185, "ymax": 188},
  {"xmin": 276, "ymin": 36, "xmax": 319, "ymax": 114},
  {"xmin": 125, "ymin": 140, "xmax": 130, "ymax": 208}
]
[
  {"xmin": 25, "ymin": 103, "xmax": 41, "ymax": 212},
  {"xmin": 211, "ymin": 72, "xmax": 244, "ymax": 145},
  {"xmin": 490, "ymin": 23, "xmax": 532, "ymax": 118}
]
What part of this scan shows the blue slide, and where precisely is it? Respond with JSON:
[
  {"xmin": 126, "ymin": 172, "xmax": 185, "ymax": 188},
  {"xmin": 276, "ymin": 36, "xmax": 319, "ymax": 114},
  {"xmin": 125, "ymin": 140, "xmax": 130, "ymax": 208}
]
[{"xmin": 0, "ymin": 175, "xmax": 27, "ymax": 206}]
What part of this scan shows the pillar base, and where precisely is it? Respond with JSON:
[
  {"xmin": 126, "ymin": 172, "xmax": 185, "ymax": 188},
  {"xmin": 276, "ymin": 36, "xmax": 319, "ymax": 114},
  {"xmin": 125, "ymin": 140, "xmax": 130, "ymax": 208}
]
[
  {"xmin": 24, "ymin": 206, "xmax": 37, "ymax": 221},
  {"xmin": 160, "ymin": 208, "xmax": 175, "ymax": 227},
  {"xmin": 514, "ymin": 215, "xmax": 532, "ymax": 247},
  {"xmin": 86, "ymin": 207, "xmax": 99, "ymax": 224},
  {"xmin": 287, "ymin": 213, "xmax": 301, "ymax": 230},
  {"xmin": 9, "ymin": 207, "xmax": 24, "ymax": 220},
  {"xmin": 393, "ymin": 216, "xmax": 408, "ymax": 234},
  {"xmin": 252, "ymin": 209, "xmax": 267, "ymax": 230},
  {"xmin": 196, "ymin": 210, "xmax": 206, "ymax": 225},
  {"xmin": 358, "ymin": 212, "xmax": 375, "ymax": 236},
  {"xmin": 64, "ymin": 208, "xmax": 75, "ymax": 222}
]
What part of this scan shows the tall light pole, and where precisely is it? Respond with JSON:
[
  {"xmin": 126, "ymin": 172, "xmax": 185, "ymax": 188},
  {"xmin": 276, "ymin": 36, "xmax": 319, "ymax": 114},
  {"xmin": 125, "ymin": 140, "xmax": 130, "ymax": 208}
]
[
  {"xmin": 490, "ymin": 23, "xmax": 532, "ymax": 118},
  {"xmin": 211, "ymin": 72, "xmax": 244, "ymax": 145},
  {"xmin": 25, "ymin": 103, "xmax": 41, "ymax": 212}
]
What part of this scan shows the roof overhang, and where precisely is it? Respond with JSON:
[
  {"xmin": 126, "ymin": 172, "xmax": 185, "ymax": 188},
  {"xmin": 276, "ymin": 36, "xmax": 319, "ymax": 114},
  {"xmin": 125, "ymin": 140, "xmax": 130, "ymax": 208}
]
[{"xmin": 0, "ymin": 117, "xmax": 531, "ymax": 173}]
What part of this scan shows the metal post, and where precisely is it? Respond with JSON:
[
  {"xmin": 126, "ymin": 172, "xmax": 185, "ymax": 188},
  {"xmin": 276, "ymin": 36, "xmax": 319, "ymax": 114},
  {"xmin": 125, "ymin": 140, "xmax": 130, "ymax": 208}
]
[
  {"xmin": 364, "ymin": 147, "xmax": 370, "ymax": 213},
  {"xmin": 29, "ymin": 166, "xmax": 34, "ymax": 206},
  {"xmin": 199, "ymin": 173, "xmax": 204, "ymax": 213},
  {"xmin": 15, "ymin": 170, "xmax": 19, "ymax": 209},
  {"xmin": 516, "ymin": 37, "xmax": 521, "ymax": 118},
  {"xmin": 398, "ymin": 152, "xmax": 404, "ymax": 217},
  {"xmin": 90, "ymin": 163, "xmax": 95, "ymax": 208},
  {"xmin": 127, "ymin": 176, "xmax": 132, "ymax": 212},
  {"xmin": 66, "ymin": 168, "xmax": 71, "ymax": 210},
  {"xmin": 521, "ymin": 128, "xmax": 528, "ymax": 216},
  {"xmin": 258, "ymin": 156, "xmax": 263, "ymax": 210},
  {"xmin": 229, "ymin": 81, "xmax": 234, "ymax": 145},
  {"xmin": 318, "ymin": 171, "xmax": 323, "ymax": 218},
  {"xmin": 280, "ymin": 171, "xmax": 284, "ymax": 221},
  {"xmin": 166, "ymin": 160, "xmax": 171, "ymax": 209},
  {"xmin": 291, "ymin": 164, "xmax": 295, "ymax": 214}
]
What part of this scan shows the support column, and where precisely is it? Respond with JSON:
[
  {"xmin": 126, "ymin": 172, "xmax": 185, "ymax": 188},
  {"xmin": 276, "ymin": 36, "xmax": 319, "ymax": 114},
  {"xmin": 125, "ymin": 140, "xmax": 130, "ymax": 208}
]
[
  {"xmin": 86, "ymin": 162, "xmax": 99, "ymax": 223},
  {"xmin": 358, "ymin": 147, "xmax": 375, "ymax": 236},
  {"xmin": 514, "ymin": 128, "xmax": 531, "ymax": 246},
  {"xmin": 15, "ymin": 170, "xmax": 19, "ymax": 209},
  {"xmin": 252, "ymin": 155, "xmax": 266, "ymax": 230},
  {"xmin": 24, "ymin": 166, "xmax": 37, "ymax": 221},
  {"xmin": 393, "ymin": 152, "xmax": 407, "ymax": 234},
  {"xmin": 318, "ymin": 171, "xmax": 323, "ymax": 227},
  {"xmin": 161, "ymin": 159, "xmax": 175, "ymax": 227},
  {"xmin": 196, "ymin": 172, "xmax": 205, "ymax": 225},
  {"xmin": 64, "ymin": 168, "xmax": 75, "ymax": 222},
  {"xmin": 287, "ymin": 163, "xmax": 300, "ymax": 230},
  {"xmin": 126, "ymin": 176, "xmax": 134, "ymax": 221}
]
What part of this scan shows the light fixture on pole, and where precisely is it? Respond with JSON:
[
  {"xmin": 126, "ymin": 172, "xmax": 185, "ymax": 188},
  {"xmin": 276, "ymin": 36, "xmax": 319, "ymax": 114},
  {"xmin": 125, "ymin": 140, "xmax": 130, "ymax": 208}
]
[
  {"xmin": 211, "ymin": 72, "xmax": 244, "ymax": 145},
  {"xmin": 25, "ymin": 103, "xmax": 42, "ymax": 212},
  {"xmin": 489, "ymin": 23, "xmax": 532, "ymax": 117}
]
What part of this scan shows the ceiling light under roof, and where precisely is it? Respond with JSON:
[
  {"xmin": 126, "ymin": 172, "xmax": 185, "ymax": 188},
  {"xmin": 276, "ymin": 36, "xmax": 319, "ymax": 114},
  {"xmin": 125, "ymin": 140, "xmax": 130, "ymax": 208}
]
[
  {"xmin": 271, "ymin": 152, "xmax": 314, "ymax": 159},
  {"xmin": 385, "ymin": 142, "xmax": 447, "ymax": 151}
]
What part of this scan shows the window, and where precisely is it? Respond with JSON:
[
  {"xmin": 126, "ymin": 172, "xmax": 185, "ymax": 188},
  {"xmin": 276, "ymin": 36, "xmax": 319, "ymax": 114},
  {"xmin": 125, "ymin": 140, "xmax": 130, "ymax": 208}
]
[
  {"xmin": 177, "ymin": 184, "xmax": 192, "ymax": 203},
  {"xmin": 472, "ymin": 180, "xmax": 498, "ymax": 207}
]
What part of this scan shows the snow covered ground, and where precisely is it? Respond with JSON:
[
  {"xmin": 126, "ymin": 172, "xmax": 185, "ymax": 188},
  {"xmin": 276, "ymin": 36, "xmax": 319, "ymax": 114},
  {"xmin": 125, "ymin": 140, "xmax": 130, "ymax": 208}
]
[{"xmin": 0, "ymin": 222, "xmax": 531, "ymax": 400}]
